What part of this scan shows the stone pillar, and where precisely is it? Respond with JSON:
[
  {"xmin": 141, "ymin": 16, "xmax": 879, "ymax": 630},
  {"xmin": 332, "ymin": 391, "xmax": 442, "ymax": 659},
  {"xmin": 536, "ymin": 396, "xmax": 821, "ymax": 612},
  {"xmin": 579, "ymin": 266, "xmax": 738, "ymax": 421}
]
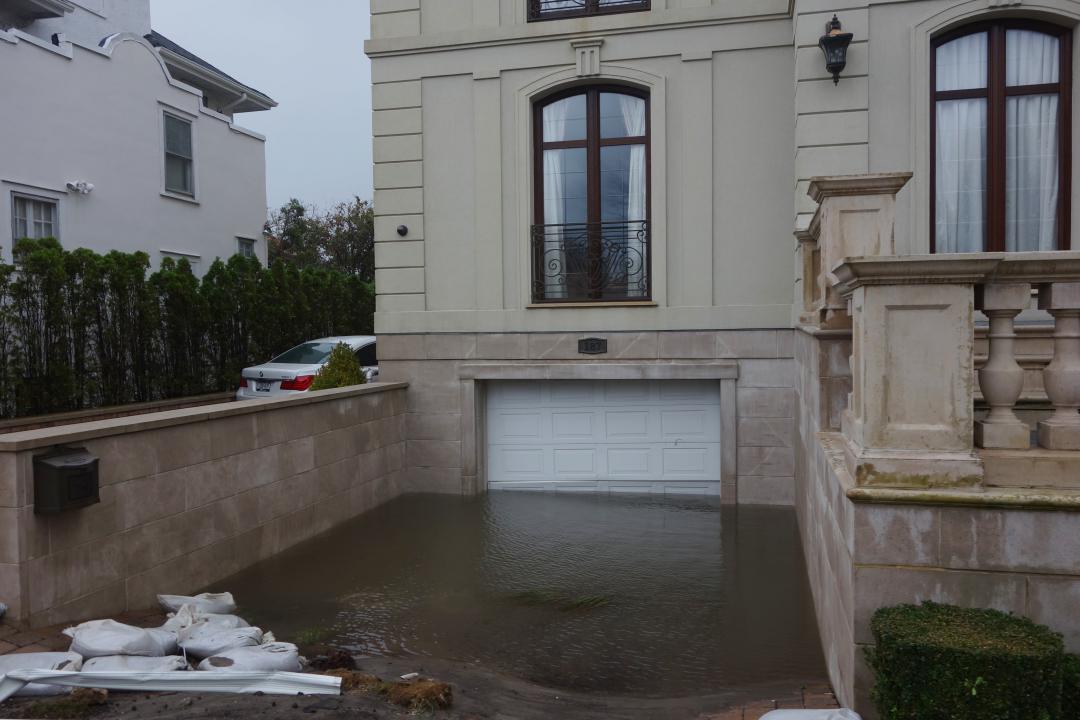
[
  {"xmin": 807, "ymin": 173, "xmax": 912, "ymax": 329},
  {"xmin": 974, "ymin": 283, "xmax": 1031, "ymax": 449},
  {"xmin": 832, "ymin": 257, "xmax": 991, "ymax": 488},
  {"xmin": 1038, "ymin": 282, "xmax": 1080, "ymax": 450}
]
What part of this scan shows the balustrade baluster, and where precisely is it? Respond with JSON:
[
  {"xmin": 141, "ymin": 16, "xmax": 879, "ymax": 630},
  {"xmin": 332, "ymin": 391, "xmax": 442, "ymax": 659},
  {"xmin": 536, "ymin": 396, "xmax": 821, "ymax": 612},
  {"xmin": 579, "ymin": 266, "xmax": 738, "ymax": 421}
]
[
  {"xmin": 1038, "ymin": 282, "xmax": 1080, "ymax": 451},
  {"xmin": 974, "ymin": 283, "xmax": 1031, "ymax": 449}
]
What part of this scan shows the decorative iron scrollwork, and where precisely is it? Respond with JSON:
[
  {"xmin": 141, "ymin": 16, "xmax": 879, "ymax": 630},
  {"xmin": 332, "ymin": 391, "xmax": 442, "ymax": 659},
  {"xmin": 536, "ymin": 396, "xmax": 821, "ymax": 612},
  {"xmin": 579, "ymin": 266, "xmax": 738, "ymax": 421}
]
[{"xmin": 530, "ymin": 221, "xmax": 650, "ymax": 303}]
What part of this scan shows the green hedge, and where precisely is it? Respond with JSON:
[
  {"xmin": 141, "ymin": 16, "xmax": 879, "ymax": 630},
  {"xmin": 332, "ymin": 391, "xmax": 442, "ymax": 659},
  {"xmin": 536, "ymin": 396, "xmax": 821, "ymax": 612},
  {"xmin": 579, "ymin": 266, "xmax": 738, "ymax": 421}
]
[
  {"xmin": 1064, "ymin": 655, "xmax": 1080, "ymax": 720},
  {"xmin": 310, "ymin": 343, "xmax": 365, "ymax": 391},
  {"xmin": 870, "ymin": 602, "xmax": 1066, "ymax": 720},
  {"xmin": 0, "ymin": 238, "xmax": 374, "ymax": 418}
]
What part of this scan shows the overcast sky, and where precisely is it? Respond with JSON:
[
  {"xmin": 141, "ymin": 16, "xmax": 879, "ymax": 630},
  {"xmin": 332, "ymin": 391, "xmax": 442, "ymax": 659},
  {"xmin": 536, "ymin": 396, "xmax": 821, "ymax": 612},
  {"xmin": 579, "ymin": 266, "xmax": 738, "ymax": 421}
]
[{"xmin": 149, "ymin": 0, "xmax": 373, "ymax": 214}]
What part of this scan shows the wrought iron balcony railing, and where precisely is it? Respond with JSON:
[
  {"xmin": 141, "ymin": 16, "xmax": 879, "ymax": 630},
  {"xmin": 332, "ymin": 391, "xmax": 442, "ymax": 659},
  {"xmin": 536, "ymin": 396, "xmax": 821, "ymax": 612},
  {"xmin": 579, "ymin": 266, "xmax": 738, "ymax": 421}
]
[
  {"xmin": 530, "ymin": 221, "xmax": 650, "ymax": 304},
  {"xmin": 527, "ymin": 0, "xmax": 650, "ymax": 22}
]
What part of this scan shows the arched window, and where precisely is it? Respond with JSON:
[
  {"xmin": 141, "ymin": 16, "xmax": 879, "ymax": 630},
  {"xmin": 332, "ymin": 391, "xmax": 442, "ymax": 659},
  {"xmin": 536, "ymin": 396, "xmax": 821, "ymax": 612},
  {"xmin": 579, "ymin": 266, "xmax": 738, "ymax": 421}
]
[
  {"xmin": 932, "ymin": 20, "xmax": 1072, "ymax": 252},
  {"xmin": 532, "ymin": 86, "xmax": 650, "ymax": 303}
]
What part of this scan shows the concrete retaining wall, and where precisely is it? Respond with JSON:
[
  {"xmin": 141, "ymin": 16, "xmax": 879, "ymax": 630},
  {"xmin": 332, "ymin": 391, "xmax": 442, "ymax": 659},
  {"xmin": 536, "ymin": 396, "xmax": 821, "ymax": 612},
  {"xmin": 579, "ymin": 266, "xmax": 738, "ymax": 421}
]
[{"xmin": 0, "ymin": 383, "xmax": 408, "ymax": 629}]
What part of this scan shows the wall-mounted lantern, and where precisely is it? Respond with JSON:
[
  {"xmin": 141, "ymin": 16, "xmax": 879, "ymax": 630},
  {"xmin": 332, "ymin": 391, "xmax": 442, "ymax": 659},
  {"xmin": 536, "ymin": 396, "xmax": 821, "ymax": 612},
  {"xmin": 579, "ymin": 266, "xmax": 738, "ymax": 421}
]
[{"xmin": 819, "ymin": 15, "xmax": 853, "ymax": 85}]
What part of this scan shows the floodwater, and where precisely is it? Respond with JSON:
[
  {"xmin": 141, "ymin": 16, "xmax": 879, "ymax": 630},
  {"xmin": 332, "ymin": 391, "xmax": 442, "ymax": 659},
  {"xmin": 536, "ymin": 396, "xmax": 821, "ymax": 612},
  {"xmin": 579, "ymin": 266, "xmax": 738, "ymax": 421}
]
[{"xmin": 220, "ymin": 492, "xmax": 827, "ymax": 699}]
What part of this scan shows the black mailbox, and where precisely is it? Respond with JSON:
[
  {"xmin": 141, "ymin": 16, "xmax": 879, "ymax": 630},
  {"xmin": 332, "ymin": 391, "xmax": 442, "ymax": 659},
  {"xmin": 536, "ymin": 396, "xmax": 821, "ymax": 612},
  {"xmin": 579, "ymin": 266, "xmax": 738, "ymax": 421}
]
[{"xmin": 33, "ymin": 447, "xmax": 100, "ymax": 514}]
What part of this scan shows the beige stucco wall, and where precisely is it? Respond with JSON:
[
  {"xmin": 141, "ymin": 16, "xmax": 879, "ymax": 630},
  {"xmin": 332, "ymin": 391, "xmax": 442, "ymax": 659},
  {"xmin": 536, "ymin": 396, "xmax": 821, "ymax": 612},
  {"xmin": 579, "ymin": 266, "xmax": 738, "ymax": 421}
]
[
  {"xmin": 368, "ymin": 2, "xmax": 797, "ymax": 334},
  {"xmin": 0, "ymin": 30, "xmax": 268, "ymax": 271},
  {"xmin": 0, "ymin": 384, "xmax": 407, "ymax": 629},
  {"xmin": 791, "ymin": 0, "xmax": 1080, "ymax": 312}
]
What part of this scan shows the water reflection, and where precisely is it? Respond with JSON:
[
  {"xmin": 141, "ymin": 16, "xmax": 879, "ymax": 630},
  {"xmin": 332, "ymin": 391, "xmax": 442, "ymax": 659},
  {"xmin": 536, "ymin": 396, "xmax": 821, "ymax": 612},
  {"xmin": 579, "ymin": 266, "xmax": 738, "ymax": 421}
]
[{"xmin": 219, "ymin": 493, "xmax": 826, "ymax": 698}]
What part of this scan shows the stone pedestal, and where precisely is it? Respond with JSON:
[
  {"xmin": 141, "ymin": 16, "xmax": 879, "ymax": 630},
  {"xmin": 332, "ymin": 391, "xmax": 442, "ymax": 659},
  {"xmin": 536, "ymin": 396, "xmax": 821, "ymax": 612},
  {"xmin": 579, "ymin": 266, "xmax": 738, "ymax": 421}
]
[
  {"xmin": 832, "ymin": 258, "xmax": 988, "ymax": 488},
  {"xmin": 807, "ymin": 173, "xmax": 912, "ymax": 328}
]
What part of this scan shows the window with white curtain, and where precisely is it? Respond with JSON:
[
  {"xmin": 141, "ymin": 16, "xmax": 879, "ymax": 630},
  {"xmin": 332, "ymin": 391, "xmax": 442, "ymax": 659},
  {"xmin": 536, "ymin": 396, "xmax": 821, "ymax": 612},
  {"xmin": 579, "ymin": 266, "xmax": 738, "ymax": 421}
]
[
  {"xmin": 11, "ymin": 194, "xmax": 59, "ymax": 242},
  {"xmin": 933, "ymin": 21, "xmax": 1071, "ymax": 252},
  {"xmin": 528, "ymin": 0, "xmax": 649, "ymax": 22},
  {"xmin": 533, "ymin": 86, "xmax": 649, "ymax": 303}
]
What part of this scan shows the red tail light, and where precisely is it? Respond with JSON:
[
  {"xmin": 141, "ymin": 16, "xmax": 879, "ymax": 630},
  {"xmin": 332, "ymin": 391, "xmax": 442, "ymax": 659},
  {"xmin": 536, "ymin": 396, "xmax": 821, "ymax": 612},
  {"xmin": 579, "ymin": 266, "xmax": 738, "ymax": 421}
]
[
  {"xmin": 280, "ymin": 375, "xmax": 314, "ymax": 391},
  {"xmin": 239, "ymin": 378, "xmax": 248, "ymax": 388}
]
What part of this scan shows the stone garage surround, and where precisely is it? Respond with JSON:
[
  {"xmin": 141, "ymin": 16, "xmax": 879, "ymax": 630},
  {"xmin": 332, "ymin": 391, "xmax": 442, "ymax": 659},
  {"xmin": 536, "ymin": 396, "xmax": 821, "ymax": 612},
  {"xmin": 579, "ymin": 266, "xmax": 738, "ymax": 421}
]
[{"xmin": 377, "ymin": 330, "xmax": 797, "ymax": 505}]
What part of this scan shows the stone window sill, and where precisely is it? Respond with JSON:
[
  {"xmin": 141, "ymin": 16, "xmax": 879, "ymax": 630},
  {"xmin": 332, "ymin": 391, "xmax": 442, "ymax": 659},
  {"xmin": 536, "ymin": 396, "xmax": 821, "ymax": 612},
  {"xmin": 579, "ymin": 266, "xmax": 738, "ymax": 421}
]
[{"xmin": 527, "ymin": 301, "xmax": 658, "ymax": 309}]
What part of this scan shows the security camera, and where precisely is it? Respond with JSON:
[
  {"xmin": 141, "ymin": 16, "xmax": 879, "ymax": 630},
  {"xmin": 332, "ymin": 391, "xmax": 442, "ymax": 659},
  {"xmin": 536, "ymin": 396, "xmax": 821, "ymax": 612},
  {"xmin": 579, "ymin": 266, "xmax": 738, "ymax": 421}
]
[{"xmin": 66, "ymin": 181, "xmax": 94, "ymax": 194}]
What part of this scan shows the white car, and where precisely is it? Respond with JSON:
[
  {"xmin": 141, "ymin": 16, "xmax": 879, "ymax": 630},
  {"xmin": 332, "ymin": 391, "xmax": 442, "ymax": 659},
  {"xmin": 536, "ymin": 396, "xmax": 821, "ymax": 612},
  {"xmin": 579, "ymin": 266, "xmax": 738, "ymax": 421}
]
[{"xmin": 236, "ymin": 336, "xmax": 378, "ymax": 400}]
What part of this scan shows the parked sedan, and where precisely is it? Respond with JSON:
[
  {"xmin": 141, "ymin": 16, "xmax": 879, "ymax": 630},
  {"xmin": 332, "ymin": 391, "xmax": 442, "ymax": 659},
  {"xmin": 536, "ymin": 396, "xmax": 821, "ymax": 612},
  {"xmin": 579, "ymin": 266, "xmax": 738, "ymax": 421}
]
[{"xmin": 236, "ymin": 336, "xmax": 377, "ymax": 400}]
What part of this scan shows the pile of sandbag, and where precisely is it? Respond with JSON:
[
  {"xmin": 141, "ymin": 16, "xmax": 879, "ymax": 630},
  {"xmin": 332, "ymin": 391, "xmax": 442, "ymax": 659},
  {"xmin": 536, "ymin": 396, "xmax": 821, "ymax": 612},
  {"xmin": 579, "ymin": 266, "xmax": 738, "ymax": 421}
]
[{"xmin": 0, "ymin": 592, "xmax": 305, "ymax": 698}]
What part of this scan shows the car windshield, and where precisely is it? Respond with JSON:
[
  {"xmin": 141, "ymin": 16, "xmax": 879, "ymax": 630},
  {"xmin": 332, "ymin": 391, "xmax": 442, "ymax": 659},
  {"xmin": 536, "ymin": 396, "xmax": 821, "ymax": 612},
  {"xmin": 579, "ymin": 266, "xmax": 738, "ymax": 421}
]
[{"xmin": 271, "ymin": 342, "xmax": 335, "ymax": 365}]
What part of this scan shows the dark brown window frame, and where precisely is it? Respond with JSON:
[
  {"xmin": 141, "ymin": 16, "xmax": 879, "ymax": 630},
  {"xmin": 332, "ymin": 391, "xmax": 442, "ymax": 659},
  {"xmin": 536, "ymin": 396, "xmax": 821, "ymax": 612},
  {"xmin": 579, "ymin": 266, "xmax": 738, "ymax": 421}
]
[
  {"xmin": 532, "ymin": 84, "xmax": 652, "ymax": 304},
  {"xmin": 527, "ymin": 0, "xmax": 649, "ymax": 23},
  {"xmin": 931, "ymin": 19, "xmax": 1073, "ymax": 253}
]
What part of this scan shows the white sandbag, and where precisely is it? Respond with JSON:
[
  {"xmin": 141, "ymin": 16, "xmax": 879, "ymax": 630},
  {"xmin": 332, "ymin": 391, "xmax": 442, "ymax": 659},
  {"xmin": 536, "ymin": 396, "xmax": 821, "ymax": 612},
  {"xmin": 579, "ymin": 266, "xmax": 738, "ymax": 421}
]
[
  {"xmin": 178, "ymin": 626, "xmax": 264, "ymax": 660},
  {"xmin": 64, "ymin": 619, "xmax": 178, "ymax": 658},
  {"xmin": 160, "ymin": 604, "xmax": 249, "ymax": 635},
  {"xmin": 158, "ymin": 593, "xmax": 236, "ymax": 615},
  {"xmin": 0, "ymin": 669, "xmax": 340, "ymax": 704},
  {"xmin": 759, "ymin": 711, "xmax": 862, "ymax": 720},
  {"xmin": 82, "ymin": 655, "xmax": 190, "ymax": 672},
  {"xmin": 0, "ymin": 652, "xmax": 82, "ymax": 697},
  {"xmin": 197, "ymin": 643, "xmax": 303, "ymax": 673}
]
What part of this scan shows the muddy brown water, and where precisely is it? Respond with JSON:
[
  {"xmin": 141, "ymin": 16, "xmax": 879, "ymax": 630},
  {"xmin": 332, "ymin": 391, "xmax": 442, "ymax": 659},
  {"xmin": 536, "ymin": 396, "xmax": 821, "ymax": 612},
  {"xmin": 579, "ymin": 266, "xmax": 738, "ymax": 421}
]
[{"xmin": 217, "ymin": 492, "xmax": 827, "ymax": 699}]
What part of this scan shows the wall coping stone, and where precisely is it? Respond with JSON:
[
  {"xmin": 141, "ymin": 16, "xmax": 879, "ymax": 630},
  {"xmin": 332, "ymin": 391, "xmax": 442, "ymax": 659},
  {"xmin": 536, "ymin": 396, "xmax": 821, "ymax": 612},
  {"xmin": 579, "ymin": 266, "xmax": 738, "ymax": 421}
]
[
  {"xmin": 0, "ymin": 383, "xmax": 409, "ymax": 452},
  {"xmin": 833, "ymin": 253, "xmax": 1080, "ymax": 296},
  {"xmin": 458, "ymin": 361, "xmax": 739, "ymax": 381},
  {"xmin": 817, "ymin": 432, "xmax": 1080, "ymax": 511}
]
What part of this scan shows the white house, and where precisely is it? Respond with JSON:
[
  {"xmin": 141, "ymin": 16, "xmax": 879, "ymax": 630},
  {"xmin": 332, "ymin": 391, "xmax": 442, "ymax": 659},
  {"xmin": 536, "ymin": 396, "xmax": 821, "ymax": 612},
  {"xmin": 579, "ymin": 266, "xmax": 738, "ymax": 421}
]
[{"xmin": 0, "ymin": 0, "xmax": 276, "ymax": 272}]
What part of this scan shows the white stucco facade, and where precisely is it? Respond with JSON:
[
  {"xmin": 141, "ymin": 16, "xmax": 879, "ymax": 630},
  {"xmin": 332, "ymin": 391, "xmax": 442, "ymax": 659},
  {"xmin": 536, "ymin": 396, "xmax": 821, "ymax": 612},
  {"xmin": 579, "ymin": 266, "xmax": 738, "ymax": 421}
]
[{"xmin": 0, "ymin": 0, "xmax": 271, "ymax": 271}]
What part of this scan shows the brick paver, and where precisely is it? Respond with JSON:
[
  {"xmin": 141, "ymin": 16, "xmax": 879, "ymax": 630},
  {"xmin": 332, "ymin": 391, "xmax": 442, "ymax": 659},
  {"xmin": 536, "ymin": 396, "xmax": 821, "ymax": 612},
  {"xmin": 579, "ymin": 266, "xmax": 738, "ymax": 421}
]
[{"xmin": 0, "ymin": 608, "xmax": 167, "ymax": 658}]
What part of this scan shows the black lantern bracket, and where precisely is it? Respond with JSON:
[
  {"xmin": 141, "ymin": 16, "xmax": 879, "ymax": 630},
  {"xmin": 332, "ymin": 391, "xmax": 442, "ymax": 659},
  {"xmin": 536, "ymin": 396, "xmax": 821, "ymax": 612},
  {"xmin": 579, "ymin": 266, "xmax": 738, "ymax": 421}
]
[{"xmin": 819, "ymin": 15, "xmax": 854, "ymax": 85}]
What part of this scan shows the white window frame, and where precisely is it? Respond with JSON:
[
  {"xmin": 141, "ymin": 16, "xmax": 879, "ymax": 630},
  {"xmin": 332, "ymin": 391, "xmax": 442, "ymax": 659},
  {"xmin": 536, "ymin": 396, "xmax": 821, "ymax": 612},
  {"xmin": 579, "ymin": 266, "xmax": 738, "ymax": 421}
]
[
  {"xmin": 236, "ymin": 236, "xmax": 256, "ymax": 259},
  {"xmin": 161, "ymin": 108, "xmax": 198, "ymax": 202},
  {"xmin": 10, "ymin": 192, "xmax": 59, "ymax": 243}
]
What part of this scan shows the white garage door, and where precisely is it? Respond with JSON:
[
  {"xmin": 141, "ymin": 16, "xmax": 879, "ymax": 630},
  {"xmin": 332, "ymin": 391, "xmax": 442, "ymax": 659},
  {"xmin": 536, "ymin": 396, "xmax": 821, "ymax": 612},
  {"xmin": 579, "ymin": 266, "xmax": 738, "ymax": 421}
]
[{"xmin": 486, "ymin": 380, "xmax": 721, "ymax": 495}]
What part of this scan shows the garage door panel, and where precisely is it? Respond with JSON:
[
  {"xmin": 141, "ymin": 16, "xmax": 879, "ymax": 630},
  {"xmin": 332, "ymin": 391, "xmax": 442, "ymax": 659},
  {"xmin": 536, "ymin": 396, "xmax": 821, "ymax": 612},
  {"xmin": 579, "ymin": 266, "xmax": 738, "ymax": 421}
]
[
  {"xmin": 605, "ymin": 410, "xmax": 651, "ymax": 440},
  {"xmin": 603, "ymin": 381, "xmax": 652, "ymax": 403},
  {"xmin": 552, "ymin": 412, "xmax": 597, "ymax": 441},
  {"xmin": 606, "ymin": 447, "xmax": 651, "ymax": 477},
  {"xmin": 487, "ymin": 380, "xmax": 721, "ymax": 495},
  {"xmin": 553, "ymin": 447, "xmax": 599, "ymax": 477}
]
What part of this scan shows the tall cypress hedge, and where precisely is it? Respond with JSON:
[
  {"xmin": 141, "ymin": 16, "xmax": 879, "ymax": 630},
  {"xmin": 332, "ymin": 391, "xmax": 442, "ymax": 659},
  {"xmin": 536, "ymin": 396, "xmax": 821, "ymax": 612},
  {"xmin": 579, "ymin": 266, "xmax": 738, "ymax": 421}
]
[{"xmin": 0, "ymin": 239, "xmax": 374, "ymax": 419}]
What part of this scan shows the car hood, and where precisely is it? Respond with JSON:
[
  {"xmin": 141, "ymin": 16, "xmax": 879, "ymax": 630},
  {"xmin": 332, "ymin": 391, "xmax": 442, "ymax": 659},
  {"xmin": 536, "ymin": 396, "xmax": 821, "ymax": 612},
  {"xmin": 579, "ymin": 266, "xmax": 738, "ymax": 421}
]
[{"xmin": 242, "ymin": 362, "xmax": 323, "ymax": 381}]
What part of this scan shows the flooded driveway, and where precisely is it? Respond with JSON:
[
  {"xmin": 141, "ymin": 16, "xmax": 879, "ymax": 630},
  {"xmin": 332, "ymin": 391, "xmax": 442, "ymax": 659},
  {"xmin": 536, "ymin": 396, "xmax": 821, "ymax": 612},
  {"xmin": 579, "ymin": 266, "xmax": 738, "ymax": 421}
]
[{"xmin": 220, "ymin": 493, "xmax": 827, "ymax": 699}]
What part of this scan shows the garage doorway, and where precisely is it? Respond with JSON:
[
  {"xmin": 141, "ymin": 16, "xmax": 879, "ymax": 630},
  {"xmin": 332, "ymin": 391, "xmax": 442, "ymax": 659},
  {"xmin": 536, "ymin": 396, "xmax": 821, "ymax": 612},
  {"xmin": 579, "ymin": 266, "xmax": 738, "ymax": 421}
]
[{"xmin": 486, "ymin": 380, "xmax": 722, "ymax": 495}]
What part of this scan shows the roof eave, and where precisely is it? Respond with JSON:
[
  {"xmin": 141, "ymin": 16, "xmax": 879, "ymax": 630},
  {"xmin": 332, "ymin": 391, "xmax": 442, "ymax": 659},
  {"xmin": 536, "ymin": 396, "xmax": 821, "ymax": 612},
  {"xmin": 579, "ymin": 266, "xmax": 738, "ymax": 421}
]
[{"xmin": 157, "ymin": 47, "xmax": 277, "ymax": 112}]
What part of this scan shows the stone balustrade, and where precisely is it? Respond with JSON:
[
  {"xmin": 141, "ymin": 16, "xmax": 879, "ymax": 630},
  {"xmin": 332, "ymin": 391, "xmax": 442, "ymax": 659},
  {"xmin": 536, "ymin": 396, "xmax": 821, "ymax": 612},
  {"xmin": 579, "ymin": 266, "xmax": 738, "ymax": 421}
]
[{"xmin": 802, "ymin": 173, "xmax": 1080, "ymax": 488}]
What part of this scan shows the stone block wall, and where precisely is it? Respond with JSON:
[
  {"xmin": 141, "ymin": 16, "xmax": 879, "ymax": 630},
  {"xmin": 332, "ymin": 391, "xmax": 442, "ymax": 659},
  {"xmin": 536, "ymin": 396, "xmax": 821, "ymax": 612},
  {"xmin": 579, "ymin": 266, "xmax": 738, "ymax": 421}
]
[
  {"xmin": 378, "ymin": 330, "xmax": 796, "ymax": 505},
  {"xmin": 0, "ymin": 384, "xmax": 408, "ymax": 629},
  {"xmin": 794, "ymin": 328, "xmax": 1080, "ymax": 715}
]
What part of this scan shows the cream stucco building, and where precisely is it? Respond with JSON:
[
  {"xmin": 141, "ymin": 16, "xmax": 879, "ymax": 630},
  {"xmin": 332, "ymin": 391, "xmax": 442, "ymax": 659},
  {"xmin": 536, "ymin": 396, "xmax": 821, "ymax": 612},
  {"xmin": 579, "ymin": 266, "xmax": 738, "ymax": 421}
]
[
  {"xmin": 0, "ymin": 0, "xmax": 275, "ymax": 271},
  {"xmin": 367, "ymin": 0, "xmax": 1080, "ymax": 713}
]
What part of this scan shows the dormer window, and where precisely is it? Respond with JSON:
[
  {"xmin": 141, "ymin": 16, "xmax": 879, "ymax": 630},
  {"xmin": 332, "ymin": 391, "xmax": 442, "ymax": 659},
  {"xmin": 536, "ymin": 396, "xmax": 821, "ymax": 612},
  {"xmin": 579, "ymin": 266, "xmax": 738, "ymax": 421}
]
[{"xmin": 528, "ymin": 0, "xmax": 649, "ymax": 22}]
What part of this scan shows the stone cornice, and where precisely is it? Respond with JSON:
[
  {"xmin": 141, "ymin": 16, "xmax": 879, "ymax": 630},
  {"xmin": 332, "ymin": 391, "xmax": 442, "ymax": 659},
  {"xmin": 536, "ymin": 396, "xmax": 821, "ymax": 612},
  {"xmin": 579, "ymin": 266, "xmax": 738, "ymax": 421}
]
[
  {"xmin": 808, "ymin": 172, "xmax": 913, "ymax": 204},
  {"xmin": 832, "ymin": 253, "xmax": 1080, "ymax": 296}
]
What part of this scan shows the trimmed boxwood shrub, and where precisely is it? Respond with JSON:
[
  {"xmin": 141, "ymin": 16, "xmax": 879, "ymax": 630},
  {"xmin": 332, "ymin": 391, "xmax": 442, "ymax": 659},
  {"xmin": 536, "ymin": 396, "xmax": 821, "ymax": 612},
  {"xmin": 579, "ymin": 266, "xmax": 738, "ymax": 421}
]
[
  {"xmin": 310, "ymin": 343, "xmax": 365, "ymax": 391},
  {"xmin": 1064, "ymin": 655, "xmax": 1080, "ymax": 720},
  {"xmin": 869, "ymin": 602, "xmax": 1065, "ymax": 720}
]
